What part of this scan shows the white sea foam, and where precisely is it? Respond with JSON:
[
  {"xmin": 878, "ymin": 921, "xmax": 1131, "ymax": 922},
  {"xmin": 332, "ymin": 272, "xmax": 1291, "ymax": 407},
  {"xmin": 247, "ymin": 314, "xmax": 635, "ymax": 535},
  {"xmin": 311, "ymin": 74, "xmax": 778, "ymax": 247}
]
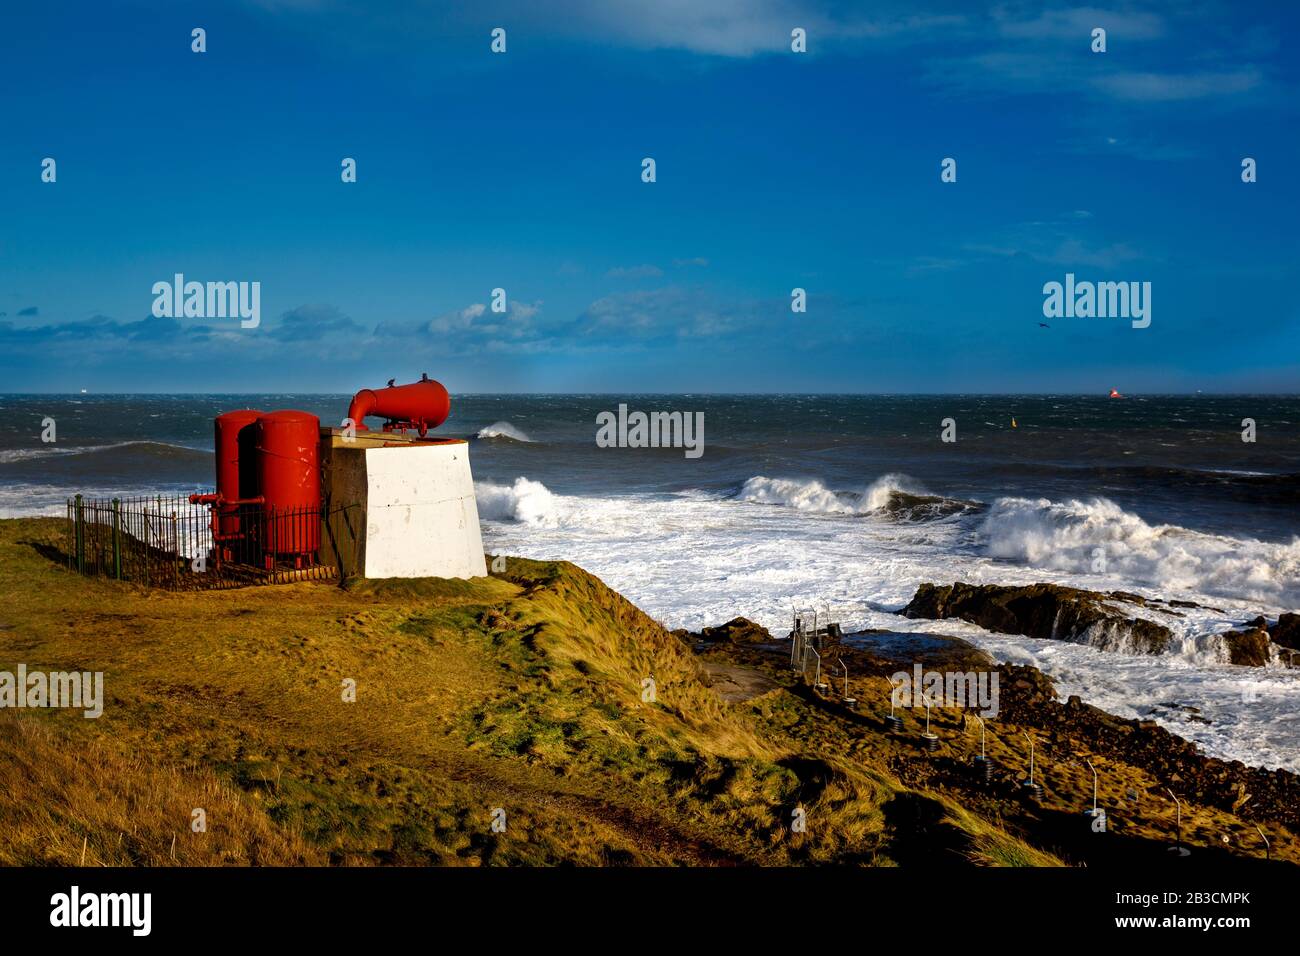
[
  {"xmin": 0, "ymin": 446, "xmax": 85, "ymax": 464},
  {"xmin": 0, "ymin": 440, "xmax": 207, "ymax": 465},
  {"xmin": 737, "ymin": 476, "xmax": 852, "ymax": 512},
  {"xmin": 737, "ymin": 473, "xmax": 930, "ymax": 514},
  {"xmin": 474, "ymin": 477, "xmax": 561, "ymax": 527},
  {"xmin": 0, "ymin": 482, "xmax": 199, "ymax": 517},
  {"xmin": 861, "ymin": 473, "xmax": 931, "ymax": 511},
  {"xmin": 476, "ymin": 474, "xmax": 1300, "ymax": 770},
  {"xmin": 475, "ymin": 421, "xmax": 533, "ymax": 442},
  {"xmin": 979, "ymin": 495, "xmax": 1300, "ymax": 606}
]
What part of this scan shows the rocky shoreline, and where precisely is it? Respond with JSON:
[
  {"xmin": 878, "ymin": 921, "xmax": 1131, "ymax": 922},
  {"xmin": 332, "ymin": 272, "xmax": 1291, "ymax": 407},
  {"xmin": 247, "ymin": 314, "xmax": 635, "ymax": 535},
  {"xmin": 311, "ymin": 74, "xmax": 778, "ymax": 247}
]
[
  {"xmin": 993, "ymin": 661, "xmax": 1300, "ymax": 829},
  {"xmin": 902, "ymin": 581, "xmax": 1300, "ymax": 667},
  {"xmin": 676, "ymin": 581, "xmax": 1300, "ymax": 834}
]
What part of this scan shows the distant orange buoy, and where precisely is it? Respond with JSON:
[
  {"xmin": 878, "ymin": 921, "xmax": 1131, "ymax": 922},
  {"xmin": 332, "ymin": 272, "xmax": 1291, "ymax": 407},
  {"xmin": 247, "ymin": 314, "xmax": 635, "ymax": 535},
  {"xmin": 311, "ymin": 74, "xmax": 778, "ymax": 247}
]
[{"xmin": 1109, "ymin": 388, "xmax": 1123, "ymax": 399}]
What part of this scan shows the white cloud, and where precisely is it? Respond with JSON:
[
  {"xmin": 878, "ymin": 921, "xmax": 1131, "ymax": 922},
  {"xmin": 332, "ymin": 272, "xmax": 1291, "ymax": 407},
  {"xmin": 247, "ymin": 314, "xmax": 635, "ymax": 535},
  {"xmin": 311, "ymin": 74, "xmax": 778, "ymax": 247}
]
[
  {"xmin": 959, "ymin": 214, "xmax": 1152, "ymax": 270},
  {"xmin": 1091, "ymin": 69, "xmax": 1262, "ymax": 101},
  {"xmin": 255, "ymin": 0, "xmax": 968, "ymax": 58},
  {"xmin": 425, "ymin": 302, "xmax": 486, "ymax": 334},
  {"xmin": 577, "ymin": 286, "xmax": 775, "ymax": 339},
  {"xmin": 509, "ymin": 300, "xmax": 542, "ymax": 321},
  {"xmin": 534, "ymin": 0, "xmax": 966, "ymax": 57},
  {"xmin": 995, "ymin": 6, "xmax": 1164, "ymax": 41}
]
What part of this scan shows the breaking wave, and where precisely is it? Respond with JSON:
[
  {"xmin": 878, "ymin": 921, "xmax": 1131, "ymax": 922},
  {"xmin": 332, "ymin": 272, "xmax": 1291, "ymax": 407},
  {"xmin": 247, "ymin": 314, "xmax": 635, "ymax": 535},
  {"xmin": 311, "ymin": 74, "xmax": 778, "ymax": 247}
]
[
  {"xmin": 736, "ymin": 474, "xmax": 978, "ymax": 520},
  {"xmin": 0, "ymin": 440, "xmax": 208, "ymax": 466},
  {"xmin": 736, "ymin": 476, "xmax": 852, "ymax": 513},
  {"xmin": 475, "ymin": 477, "xmax": 560, "ymax": 527},
  {"xmin": 475, "ymin": 422, "xmax": 533, "ymax": 442},
  {"xmin": 979, "ymin": 496, "xmax": 1300, "ymax": 606}
]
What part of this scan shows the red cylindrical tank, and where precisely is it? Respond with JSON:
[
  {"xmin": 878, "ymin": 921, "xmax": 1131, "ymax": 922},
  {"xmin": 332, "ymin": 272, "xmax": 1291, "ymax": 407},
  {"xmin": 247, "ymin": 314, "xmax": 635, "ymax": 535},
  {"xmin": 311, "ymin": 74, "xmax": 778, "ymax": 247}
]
[
  {"xmin": 347, "ymin": 376, "xmax": 450, "ymax": 436},
  {"xmin": 256, "ymin": 410, "xmax": 321, "ymax": 558},
  {"xmin": 213, "ymin": 410, "xmax": 262, "ymax": 537}
]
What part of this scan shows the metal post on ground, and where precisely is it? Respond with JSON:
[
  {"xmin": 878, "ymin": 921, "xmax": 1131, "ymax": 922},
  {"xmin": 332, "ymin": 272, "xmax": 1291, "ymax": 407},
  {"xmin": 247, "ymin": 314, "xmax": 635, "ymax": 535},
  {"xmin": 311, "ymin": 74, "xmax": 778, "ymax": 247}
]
[
  {"xmin": 920, "ymin": 699, "xmax": 939, "ymax": 752},
  {"xmin": 112, "ymin": 498, "xmax": 122, "ymax": 580},
  {"xmin": 1020, "ymin": 731, "xmax": 1043, "ymax": 799},
  {"xmin": 142, "ymin": 508, "xmax": 151, "ymax": 588},
  {"xmin": 74, "ymin": 494, "xmax": 85, "ymax": 574},
  {"xmin": 972, "ymin": 715, "xmax": 993, "ymax": 782},
  {"xmin": 1165, "ymin": 788, "xmax": 1190, "ymax": 856},
  {"xmin": 884, "ymin": 675, "xmax": 904, "ymax": 733},
  {"xmin": 810, "ymin": 646, "xmax": 827, "ymax": 694},
  {"xmin": 836, "ymin": 657, "xmax": 855, "ymax": 709},
  {"xmin": 1084, "ymin": 758, "xmax": 1106, "ymax": 833}
]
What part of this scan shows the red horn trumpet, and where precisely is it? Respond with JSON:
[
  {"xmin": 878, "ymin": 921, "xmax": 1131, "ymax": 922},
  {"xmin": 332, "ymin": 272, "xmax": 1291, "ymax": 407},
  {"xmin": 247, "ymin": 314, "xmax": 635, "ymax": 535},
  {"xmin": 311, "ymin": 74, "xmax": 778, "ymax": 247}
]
[{"xmin": 346, "ymin": 374, "xmax": 451, "ymax": 437}]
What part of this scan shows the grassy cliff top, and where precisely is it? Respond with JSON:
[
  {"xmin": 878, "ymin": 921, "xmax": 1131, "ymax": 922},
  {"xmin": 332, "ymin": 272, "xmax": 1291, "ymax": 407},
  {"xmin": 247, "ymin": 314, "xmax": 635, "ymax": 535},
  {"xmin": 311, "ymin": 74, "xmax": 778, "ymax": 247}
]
[{"xmin": 0, "ymin": 517, "xmax": 1291, "ymax": 867}]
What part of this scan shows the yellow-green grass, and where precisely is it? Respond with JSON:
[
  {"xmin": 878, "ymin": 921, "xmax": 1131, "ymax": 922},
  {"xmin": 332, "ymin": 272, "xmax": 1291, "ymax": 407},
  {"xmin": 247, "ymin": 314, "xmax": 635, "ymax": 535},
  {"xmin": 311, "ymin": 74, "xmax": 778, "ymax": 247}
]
[{"xmin": 3, "ymin": 514, "xmax": 1270, "ymax": 867}]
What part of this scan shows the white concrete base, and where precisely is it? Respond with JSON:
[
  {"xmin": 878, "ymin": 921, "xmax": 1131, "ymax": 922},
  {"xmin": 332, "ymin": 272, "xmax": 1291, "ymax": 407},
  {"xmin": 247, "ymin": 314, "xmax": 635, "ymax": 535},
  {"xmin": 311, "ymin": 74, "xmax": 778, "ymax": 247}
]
[{"xmin": 325, "ymin": 439, "xmax": 487, "ymax": 580}]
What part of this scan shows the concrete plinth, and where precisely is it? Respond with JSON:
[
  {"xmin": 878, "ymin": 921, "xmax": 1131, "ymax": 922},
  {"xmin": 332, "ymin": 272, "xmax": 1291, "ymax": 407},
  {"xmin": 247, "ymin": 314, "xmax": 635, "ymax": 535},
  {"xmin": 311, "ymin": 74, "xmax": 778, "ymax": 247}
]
[{"xmin": 322, "ymin": 434, "xmax": 487, "ymax": 580}]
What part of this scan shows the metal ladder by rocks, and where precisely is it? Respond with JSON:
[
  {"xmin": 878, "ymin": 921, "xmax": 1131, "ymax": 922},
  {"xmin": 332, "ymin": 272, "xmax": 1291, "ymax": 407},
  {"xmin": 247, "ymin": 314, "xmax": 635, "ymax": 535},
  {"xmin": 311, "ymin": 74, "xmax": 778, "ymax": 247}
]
[{"xmin": 790, "ymin": 607, "xmax": 842, "ymax": 693}]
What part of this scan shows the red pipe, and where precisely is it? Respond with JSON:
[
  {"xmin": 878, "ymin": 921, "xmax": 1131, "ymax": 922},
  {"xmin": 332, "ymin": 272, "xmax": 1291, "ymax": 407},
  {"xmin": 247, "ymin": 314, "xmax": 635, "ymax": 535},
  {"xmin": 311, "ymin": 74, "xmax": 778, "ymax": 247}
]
[
  {"xmin": 346, "ymin": 374, "xmax": 451, "ymax": 437},
  {"xmin": 189, "ymin": 492, "xmax": 265, "ymax": 506}
]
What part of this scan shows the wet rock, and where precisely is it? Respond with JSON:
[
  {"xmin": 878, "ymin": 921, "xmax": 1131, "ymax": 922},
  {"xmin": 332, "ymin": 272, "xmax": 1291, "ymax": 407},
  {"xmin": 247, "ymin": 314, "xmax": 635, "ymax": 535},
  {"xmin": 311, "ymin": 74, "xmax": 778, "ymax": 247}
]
[
  {"xmin": 1218, "ymin": 624, "xmax": 1273, "ymax": 667},
  {"xmin": 901, "ymin": 582, "xmax": 1173, "ymax": 654},
  {"xmin": 1269, "ymin": 613, "xmax": 1300, "ymax": 652},
  {"xmin": 1215, "ymin": 613, "xmax": 1300, "ymax": 667},
  {"xmin": 694, "ymin": 617, "xmax": 772, "ymax": 645},
  {"xmin": 997, "ymin": 671, "xmax": 1300, "ymax": 827},
  {"xmin": 845, "ymin": 630, "xmax": 994, "ymax": 671}
]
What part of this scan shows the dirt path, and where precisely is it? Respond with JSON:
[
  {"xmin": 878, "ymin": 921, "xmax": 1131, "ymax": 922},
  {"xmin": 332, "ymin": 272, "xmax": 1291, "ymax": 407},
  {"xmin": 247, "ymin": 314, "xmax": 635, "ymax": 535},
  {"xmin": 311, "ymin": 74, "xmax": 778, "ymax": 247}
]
[
  {"xmin": 433, "ymin": 750, "xmax": 755, "ymax": 865},
  {"xmin": 698, "ymin": 660, "xmax": 781, "ymax": 703}
]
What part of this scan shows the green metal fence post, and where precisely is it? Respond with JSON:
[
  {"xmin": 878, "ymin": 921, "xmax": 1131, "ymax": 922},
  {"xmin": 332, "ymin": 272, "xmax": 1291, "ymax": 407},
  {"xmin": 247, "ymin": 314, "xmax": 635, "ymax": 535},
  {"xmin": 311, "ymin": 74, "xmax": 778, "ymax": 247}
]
[
  {"xmin": 142, "ymin": 507, "xmax": 150, "ymax": 589},
  {"xmin": 112, "ymin": 498, "xmax": 122, "ymax": 580},
  {"xmin": 74, "ymin": 494, "xmax": 85, "ymax": 574}
]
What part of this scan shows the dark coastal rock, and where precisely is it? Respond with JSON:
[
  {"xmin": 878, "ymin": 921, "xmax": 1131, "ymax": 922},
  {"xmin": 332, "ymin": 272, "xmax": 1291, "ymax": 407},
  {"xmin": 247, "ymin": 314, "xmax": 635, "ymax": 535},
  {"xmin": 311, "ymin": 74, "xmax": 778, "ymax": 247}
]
[
  {"xmin": 875, "ymin": 491, "xmax": 982, "ymax": 522},
  {"xmin": 1217, "ymin": 623, "xmax": 1273, "ymax": 667},
  {"xmin": 1269, "ymin": 613, "xmax": 1300, "ymax": 652},
  {"xmin": 996, "ymin": 661, "xmax": 1300, "ymax": 829},
  {"xmin": 1213, "ymin": 613, "xmax": 1300, "ymax": 667},
  {"xmin": 845, "ymin": 629, "xmax": 995, "ymax": 671},
  {"xmin": 901, "ymin": 582, "xmax": 1173, "ymax": 654},
  {"xmin": 694, "ymin": 617, "xmax": 773, "ymax": 645},
  {"xmin": 997, "ymin": 663, "xmax": 1057, "ymax": 707},
  {"xmin": 704, "ymin": 601, "xmax": 1300, "ymax": 828}
]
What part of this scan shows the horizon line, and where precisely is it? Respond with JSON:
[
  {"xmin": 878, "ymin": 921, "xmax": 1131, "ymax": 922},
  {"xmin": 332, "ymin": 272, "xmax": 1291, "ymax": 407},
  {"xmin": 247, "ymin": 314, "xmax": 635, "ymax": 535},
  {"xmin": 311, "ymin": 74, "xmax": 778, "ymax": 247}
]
[{"xmin": 2, "ymin": 391, "xmax": 1298, "ymax": 398}]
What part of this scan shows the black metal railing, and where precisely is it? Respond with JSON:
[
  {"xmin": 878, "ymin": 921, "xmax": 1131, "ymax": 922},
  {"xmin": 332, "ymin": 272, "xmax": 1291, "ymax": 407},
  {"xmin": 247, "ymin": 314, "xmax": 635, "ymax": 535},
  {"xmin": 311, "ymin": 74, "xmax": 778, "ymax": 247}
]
[{"xmin": 65, "ymin": 493, "xmax": 364, "ymax": 590}]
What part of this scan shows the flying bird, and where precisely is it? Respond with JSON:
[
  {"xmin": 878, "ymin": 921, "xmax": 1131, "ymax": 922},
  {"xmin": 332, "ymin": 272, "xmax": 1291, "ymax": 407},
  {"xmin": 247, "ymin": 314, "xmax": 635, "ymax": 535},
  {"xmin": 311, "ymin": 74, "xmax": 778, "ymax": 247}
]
[{"xmin": 1038, "ymin": 322, "xmax": 1050, "ymax": 328}]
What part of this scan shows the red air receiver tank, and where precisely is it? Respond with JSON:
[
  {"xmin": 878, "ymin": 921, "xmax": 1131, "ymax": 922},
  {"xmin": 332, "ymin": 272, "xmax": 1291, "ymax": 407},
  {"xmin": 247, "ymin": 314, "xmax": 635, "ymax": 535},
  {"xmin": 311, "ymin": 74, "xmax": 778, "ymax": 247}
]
[
  {"xmin": 213, "ymin": 409, "xmax": 262, "ymax": 536},
  {"xmin": 347, "ymin": 375, "xmax": 450, "ymax": 437},
  {"xmin": 256, "ymin": 410, "xmax": 321, "ymax": 556}
]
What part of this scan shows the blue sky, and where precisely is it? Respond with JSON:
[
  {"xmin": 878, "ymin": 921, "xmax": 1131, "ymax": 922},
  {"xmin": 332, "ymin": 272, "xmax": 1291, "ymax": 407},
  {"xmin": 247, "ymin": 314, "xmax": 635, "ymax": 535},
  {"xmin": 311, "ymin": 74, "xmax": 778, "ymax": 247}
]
[{"xmin": 1, "ymin": 0, "xmax": 1296, "ymax": 393}]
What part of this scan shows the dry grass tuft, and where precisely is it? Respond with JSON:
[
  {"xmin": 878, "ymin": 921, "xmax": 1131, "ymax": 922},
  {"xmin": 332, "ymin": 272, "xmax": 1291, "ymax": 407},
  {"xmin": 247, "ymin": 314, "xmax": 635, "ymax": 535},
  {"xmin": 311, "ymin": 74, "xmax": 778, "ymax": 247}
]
[{"xmin": 0, "ymin": 713, "xmax": 323, "ymax": 865}]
